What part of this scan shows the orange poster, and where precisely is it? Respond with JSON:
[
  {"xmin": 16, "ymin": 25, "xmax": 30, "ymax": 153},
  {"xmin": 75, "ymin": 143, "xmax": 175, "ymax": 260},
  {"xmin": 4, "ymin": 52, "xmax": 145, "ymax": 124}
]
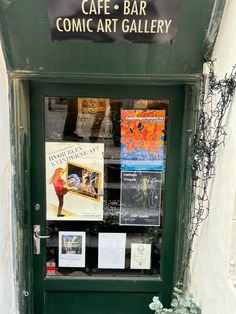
[{"xmin": 121, "ymin": 110, "xmax": 166, "ymax": 170}]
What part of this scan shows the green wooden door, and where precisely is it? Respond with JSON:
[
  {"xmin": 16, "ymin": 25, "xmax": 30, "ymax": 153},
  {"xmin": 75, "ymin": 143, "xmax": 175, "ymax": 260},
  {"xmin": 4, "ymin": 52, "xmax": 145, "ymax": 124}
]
[{"xmin": 30, "ymin": 81, "xmax": 185, "ymax": 314}]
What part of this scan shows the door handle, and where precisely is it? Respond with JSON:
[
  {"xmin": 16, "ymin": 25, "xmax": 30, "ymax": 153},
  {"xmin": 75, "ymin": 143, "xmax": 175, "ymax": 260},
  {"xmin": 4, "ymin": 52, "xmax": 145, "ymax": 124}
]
[{"xmin": 33, "ymin": 225, "xmax": 52, "ymax": 255}]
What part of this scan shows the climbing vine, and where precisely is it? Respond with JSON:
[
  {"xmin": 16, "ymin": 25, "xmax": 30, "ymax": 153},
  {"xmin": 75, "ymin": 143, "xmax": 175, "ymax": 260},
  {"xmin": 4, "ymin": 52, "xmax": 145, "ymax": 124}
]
[{"xmin": 181, "ymin": 61, "xmax": 236, "ymax": 281}]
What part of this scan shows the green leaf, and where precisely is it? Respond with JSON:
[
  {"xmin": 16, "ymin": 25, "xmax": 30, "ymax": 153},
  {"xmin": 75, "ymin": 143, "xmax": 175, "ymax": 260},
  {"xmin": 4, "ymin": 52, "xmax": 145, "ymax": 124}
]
[
  {"xmin": 171, "ymin": 299, "xmax": 178, "ymax": 308},
  {"xmin": 173, "ymin": 293, "xmax": 181, "ymax": 300},
  {"xmin": 179, "ymin": 299, "xmax": 191, "ymax": 308},
  {"xmin": 149, "ymin": 296, "xmax": 163, "ymax": 312},
  {"xmin": 174, "ymin": 287, "xmax": 183, "ymax": 294},
  {"xmin": 184, "ymin": 292, "xmax": 193, "ymax": 301},
  {"xmin": 190, "ymin": 303, "xmax": 197, "ymax": 309},
  {"xmin": 175, "ymin": 309, "xmax": 186, "ymax": 314},
  {"xmin": 162, "ymin": 309, "xmax": 173, "ymax": 313}
]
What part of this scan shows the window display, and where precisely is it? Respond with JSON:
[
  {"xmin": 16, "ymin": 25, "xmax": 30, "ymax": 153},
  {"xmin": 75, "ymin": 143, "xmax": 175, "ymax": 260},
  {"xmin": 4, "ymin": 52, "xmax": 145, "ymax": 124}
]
[{"xmin": 45, "ymin": 97, "xmax": 168, "ymax": 276}]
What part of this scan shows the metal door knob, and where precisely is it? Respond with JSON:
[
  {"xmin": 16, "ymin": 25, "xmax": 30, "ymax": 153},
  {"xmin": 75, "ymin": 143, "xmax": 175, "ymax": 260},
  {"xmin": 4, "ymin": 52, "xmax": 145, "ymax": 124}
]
[{"xmin": 34, "ymin": 229, "xmax": 51, "ymax": 239}]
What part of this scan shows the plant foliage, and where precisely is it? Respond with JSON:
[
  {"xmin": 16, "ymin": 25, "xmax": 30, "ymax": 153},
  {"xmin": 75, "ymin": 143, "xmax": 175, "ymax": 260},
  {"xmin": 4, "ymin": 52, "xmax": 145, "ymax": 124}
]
[{"xmin": 149, "ymin": 287, "xmax": 200, "ymax": 314}]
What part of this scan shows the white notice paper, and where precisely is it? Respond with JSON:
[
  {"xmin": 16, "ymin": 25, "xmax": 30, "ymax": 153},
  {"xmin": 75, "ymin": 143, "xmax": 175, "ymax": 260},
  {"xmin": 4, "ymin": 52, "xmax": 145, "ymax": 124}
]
[
  {"xmin": 131, "ymin": 243, "xmax": 151, "ymax": 269},
  {"xmin": 59, "ymin": 231, "xmax": 86, "ymax": 267},
  {"xmin": 98, "ymin": 233, "xmax": 126, "ymax": 269}
]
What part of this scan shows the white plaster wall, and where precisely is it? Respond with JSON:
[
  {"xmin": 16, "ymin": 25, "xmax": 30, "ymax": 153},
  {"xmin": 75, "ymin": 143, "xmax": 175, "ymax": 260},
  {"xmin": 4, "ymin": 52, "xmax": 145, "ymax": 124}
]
[
  {"xmin": 0, "ymin": 42, "xmax": 16, "ymax": 313},
  {"xmin": 189, "ymin": 0, "xmax": 236, "ymax": 313}
]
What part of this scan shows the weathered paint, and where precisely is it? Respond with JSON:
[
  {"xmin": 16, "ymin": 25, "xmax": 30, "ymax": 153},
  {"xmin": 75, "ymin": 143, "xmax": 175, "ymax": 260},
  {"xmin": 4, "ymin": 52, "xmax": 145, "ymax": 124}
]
[{"xmin": 0, "ymin": 41, "xmax": 16, "ymax": 313}]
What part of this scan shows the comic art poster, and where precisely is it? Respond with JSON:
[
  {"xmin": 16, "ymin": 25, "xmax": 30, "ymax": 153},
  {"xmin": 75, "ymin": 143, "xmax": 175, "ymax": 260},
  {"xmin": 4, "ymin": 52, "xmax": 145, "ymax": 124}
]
[
  {"xmin": 121, "ymin": 110, "xmax": 165, "ymax": 170},
  {"xmin": 120, "ymin": 171, "xmax": 162, "ymax": 226},
  {"xmin": 75, "ymin": 98, "xmax": 112, "ymax": 139},
  {"xmin": 45, "ymin": 142, "xmax": 104, "ymax": 221}
]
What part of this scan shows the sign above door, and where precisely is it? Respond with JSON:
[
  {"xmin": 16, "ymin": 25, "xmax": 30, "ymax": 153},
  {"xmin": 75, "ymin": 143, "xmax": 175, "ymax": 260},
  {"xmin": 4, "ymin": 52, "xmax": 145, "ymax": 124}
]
[
  {"xmin": 46, "ymin": 0, "xmax": 181, "ymax": 43},
  {"xmin": 0, "ymin": 0, "xmax": 225, "ymax": 74}
]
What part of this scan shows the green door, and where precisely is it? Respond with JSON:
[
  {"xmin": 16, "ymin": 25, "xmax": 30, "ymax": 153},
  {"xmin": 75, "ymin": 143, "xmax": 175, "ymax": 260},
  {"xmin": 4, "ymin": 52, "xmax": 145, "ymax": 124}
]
[{"xmin": 30, "ymin": 81, "xmax": 185, "ymax": 314}]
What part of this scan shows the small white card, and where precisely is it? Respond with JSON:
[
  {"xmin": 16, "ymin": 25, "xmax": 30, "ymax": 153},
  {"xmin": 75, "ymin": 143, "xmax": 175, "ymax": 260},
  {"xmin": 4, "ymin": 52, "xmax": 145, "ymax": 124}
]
[
  {"xmin": 131, "ymin": 243, "xmax": 151, "ymax": 269},
  {"xmin": 98, "ymin": 233, "xmax": 126, "ymax": 269},
  {"xmin": 59, "ymin": 231, "xmax": 86, "ymax": 267}
]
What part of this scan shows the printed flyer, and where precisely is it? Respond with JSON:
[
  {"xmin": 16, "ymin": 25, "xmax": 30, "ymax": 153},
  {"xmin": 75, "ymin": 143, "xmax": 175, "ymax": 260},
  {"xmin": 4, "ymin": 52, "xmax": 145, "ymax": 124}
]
[
  {"xmin": 121, "ymin": 109, "xmax": 165, "ymax": 170},
  {"xmin": 120, "ymin": 171, "xmax": 162, "ymax": 226},
  {"xmin": 59, "ymin": 231, "xmax": 86, "ymax": 267},
  {"xmin": 45, "ymin": 142, "xmax": 104, "ymax": 221},
  {"xmin": 130, "ymin": 243, "xmax": 151, "ymax": 269},
  {"xmin": 98, "ymin": 233, "xmax": 126, "ymax": 269}
]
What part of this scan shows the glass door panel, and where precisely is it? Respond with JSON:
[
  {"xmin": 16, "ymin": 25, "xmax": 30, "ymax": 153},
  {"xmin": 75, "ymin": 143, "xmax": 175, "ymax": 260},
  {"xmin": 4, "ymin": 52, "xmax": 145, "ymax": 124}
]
[{"xmin": 44, "ymin": 97, "xmax": 169, "ymax": 277}]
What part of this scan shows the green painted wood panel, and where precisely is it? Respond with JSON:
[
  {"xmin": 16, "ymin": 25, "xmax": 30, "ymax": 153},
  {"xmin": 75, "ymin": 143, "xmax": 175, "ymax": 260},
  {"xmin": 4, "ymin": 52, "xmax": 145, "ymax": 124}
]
[
  {"xmin": 45, "ymin": 291, "xmax": 154, "ymax": 314},
  {"xmin": 0, "ymin": 1, "xmax": 225, "ymax": 75}
]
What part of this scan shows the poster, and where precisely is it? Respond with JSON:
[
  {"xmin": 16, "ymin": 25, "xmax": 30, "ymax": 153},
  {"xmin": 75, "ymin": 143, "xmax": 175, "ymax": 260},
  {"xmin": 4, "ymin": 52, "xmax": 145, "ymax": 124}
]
[
  {"xmin": 98, "ymin": 233, "xmax": 126, "ymax": 269},
  {"xmin": 75, "ymin": 98, "xmax": 112, "ymax": 139},
  {"xmin": 121, "ymin": 110, "xmax": 165, "ymax": 170},
  {"xmin": 130, "ymin": 243, "xmax": 151, "ymax": 269},
  {"xmin": 46, "ymin": 142, "xmax": 104, "ymax": 220},
  {"xmin": 59, "ymin": 231, "xmax": 86, "ymax": 267},
  {"xmin": 120, "ymin": 171, "xmax": 162, "ymax": 226}
]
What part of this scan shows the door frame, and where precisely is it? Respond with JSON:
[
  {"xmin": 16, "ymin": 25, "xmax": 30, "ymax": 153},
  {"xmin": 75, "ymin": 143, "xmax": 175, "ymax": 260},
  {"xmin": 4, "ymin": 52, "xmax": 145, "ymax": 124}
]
[{"xmin": 10, "ymin": 73, "xmax": 200, "ymax": 314}]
